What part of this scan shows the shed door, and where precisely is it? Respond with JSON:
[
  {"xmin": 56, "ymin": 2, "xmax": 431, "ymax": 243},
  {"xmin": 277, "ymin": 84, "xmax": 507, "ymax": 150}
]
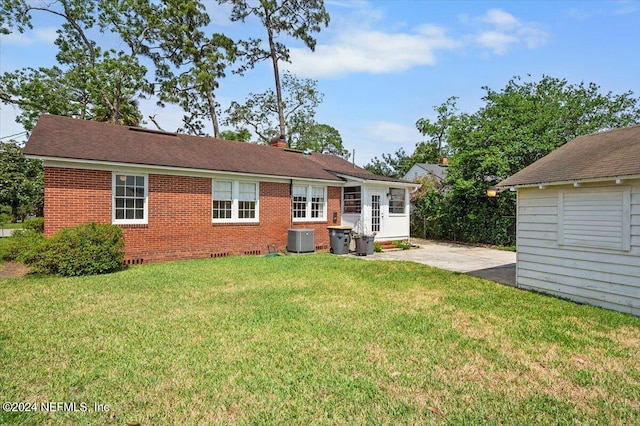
[{"xmin": 369, "ymin": 190, "xmax": 388, "ymax": 237}]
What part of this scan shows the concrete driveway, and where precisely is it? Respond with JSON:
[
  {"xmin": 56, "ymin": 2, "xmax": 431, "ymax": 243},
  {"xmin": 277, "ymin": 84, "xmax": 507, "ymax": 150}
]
[{"xmin": 365, "ymin": 239, "xmax": 516, "ymax": 286}]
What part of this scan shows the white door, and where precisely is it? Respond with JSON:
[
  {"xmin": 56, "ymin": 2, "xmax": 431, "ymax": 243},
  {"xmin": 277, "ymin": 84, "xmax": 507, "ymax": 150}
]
[{"xmin": 369, "ymin": 190, "xmax": 388, "ymax": 238}]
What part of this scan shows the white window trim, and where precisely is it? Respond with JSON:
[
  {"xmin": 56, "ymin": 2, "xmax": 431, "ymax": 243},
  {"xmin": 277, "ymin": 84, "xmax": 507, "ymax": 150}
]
[
  {"xmin": 212, "ymin": 180, "xmax": 260, "ymax": 223},
  {"xmin": 388, "ymin": 187, "xmax": 407, "ymax": 216},
  {"xmin": 292, "ymin": 185, "xmax": 327, "ymax": 222},
  {"xmin": 112, "ymin": 172, "xmax": 149, "ymax": 225},
  {"xmin": 342, "ymin": 185, "xmax": 362, "ymax": 214},
  {"xmin": 557, "ymin": 186, "xmax": 631, "ymax": 251}
]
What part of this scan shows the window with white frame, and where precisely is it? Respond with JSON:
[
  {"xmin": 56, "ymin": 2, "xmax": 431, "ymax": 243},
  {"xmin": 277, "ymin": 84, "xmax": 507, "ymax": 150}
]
[
  {"xmin": 293, "ymin": 185, "xmax": 308, "ymax": 218},
  {"xmin": 558, "ymin": 187, "xmax": 631, "ymax": 251},
  {"xmin": 311, "ymin": 186, "xmax": 325, "ymax": 218},
  {"xmin": 389, "ymin": 188, "xmax": 406, "ymax": 214},
  {"xmin": 343, "ymin": 186, "xmax": 361, "ymax": 214},
  {"xmin": 212, "ymin": 180, "xmax": 259, "ymax": 222},
  {"xmin": 113, "ymin": 173, "xmax": 147, "ymax": 224},
  {"xmin": 292, "ymin": 185, "xmax": 326, "ymax": 221},
  {"xmin": 238, "ymin": 182, "xmax": 257, "ymax": 219},
  {"xmin": 212, "ymin": 181, "xmax": 232, "ymax": 219}
]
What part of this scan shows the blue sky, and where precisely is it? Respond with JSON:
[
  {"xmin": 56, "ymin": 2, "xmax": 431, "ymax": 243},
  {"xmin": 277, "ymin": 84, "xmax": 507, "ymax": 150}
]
[{"xmin": 1, "ymin": 0, "xmax": 639, "ymax": 166}]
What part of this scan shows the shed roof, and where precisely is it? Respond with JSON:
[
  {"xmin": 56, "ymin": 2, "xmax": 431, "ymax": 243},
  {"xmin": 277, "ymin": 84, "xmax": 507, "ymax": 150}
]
[
  {"xmin": 499, "ymin": 124, "xmax": 640, "ymax": 187},
  {"xmin": 24, "ymin": 114, "xmax": 412, "ymax": 185}
]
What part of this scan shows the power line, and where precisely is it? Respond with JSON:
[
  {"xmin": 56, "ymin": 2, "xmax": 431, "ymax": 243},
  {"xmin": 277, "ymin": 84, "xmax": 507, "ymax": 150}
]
[{"xmin": 0, "ymin": 131, "xmax": 28, "ymax": 140}]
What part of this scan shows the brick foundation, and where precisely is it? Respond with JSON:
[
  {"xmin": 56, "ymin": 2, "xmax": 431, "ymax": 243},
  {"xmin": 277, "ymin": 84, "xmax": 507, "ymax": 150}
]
[{"xmin": 44, "ymin": 167, "xmax": 342, "ymax": 263}]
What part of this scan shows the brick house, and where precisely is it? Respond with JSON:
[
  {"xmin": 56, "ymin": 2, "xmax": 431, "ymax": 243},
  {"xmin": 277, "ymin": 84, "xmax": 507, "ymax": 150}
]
[{"xmin": 24, "ymin": 115, "xmax": 418, "ymax": 263}]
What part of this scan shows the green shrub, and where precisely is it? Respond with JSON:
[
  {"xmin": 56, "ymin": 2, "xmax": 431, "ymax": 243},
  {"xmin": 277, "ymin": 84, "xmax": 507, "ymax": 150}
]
[
  {"xmin": 25, "ymin": 223, "xmax": 125, "ymax": 276},
  {"xmin": 23, "ymin": 217, "xmax": 44, "ymax": 233},
  {"xmin": 392, "ymin": 240, "xmax": 413, "ymax": 250},
  {"xmin": 0, "ymin": 212, "xmax": 13, "ymax": 225},
  {"xmin": 0, "ymin": 229, "xmax": 44, "ymax": 261}
]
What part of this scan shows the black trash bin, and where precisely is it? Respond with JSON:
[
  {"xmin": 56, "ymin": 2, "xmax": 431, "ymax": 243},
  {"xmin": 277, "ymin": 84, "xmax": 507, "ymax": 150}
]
[{"xmin": 327, "ymin": 226, "xmax": 352, "ymax": 254}]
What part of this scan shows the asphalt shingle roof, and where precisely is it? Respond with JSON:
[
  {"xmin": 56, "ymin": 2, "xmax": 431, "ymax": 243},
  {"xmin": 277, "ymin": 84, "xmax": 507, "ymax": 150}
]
[
  {"xmin": 24, "ymin": 115, "xmax": 411, "ymax": 184},
  {"xmin": 499, "ymin": 125, "xmax": 640, "ymax": 187}
]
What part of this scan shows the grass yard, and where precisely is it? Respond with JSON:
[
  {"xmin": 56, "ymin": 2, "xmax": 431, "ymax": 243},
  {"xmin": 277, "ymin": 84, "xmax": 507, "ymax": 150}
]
[
  {"xmin": 0, "ymin": 223, "xmax": 24, "ymax": 229},
  {"xmin": 1, "ymin": 254, "xmax": 639, "ymax": 425}
]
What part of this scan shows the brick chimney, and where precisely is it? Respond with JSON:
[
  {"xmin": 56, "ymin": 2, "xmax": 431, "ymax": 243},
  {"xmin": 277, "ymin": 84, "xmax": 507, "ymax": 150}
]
[{"xmin": 270, "ymin": 134, "xmax": 286, "ymax": 148}]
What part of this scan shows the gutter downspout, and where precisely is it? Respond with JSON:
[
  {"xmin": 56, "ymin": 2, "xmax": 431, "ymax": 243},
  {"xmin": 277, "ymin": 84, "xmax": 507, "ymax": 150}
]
[{"xmin": 290, "ymin": 179, "xmax": 294, "ymax": 229}]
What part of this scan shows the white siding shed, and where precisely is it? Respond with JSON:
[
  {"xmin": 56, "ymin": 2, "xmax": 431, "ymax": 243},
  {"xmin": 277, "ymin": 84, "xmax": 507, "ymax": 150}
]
[
  {"xmin": 516, "ymin": 182, "xmax": 640, "ymax": 315},
  {"xmin": 500, "ymin": 125, "xmax": 640, "ymax": 316}
]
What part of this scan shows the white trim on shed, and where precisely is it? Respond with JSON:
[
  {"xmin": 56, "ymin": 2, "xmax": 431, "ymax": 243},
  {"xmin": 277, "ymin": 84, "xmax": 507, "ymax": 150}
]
[{"xmin": 515, "ymin": 181, "xmax": 640, "ymax": 316}]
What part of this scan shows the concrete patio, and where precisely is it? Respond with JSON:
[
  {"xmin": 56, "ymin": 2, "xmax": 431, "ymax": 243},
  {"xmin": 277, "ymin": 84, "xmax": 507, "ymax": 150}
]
[{"xmin": 363, "ymin": 239, "xmax": 516, "ymax": 286}]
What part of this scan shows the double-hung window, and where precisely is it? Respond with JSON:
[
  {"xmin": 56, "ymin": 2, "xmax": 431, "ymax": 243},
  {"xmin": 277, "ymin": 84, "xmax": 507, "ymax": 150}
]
[
  {"xmin": 113, "ymin": 173, "xmax": 147, "ymax": 224},
  {"xmin": 293, "ymin": 186, "xmax": 308, "ymax": 219},
  {"xmin": 292, "ymin": 185, "xmax": 326, "ymax": 221},
  {"xmin": 238, "ymin": 182, "xmax": 257, "ymax": 219},
  {"xmin": 212, "ymin": 180, "xmax": 259, "ymax": 223},
  {"xmin": 311, "ymin": 187, "xmax": 325, "ymax": 218},
  {"xmin": 212, "ymin": 181, "xmax": 232, "ymax": 219}
]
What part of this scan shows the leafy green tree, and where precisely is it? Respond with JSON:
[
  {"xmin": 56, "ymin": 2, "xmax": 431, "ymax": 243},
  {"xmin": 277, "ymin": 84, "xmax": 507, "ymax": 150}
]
[
  {"xmin": 150, "ymin": 1, "xmax": 236, "ymax": 137},
  {"xmin": 365, "ymin": 148, "xmax": 412, "ymax": 178},
  {"xmin": 0, "ymin": 0, "xmax": 156, "ymax": 130},
  {"xmin": 364, "ymin": 141, "xmax": 441, "ymax": 178},
  {"xmin": 410, "ymin": 175, "xmax": 446, "ymax": 240},
  {"xmin": 219, "ymin": 128, "xmax": 251, "ymax": 142},
  {"xmin": 225, "ymin": 72, "xmax": 323, "ymax": 146},
  {"xmin": 220, "ymin": 0, "xmax": 329, "ymax": 138},
  {"xmin": 0, "ymin": 141, "xmax": 43, "ymax": 220},
  {"xmin": 416, "ymin": 96, "xmax": 458, "ymax": 160},
  {"xmin": 448, "ymin": 75, "xmax": 640, "ymax": 194},
  {"xmin": 441, "ymin": 75, "xmax": 640, "ymax": 245},
  {"xmin": 365, "ymin": 99, "xmax": 457, "ymax": 178},
  {"xmin": 295, "ymin": 123, "xmax": 348, "ymax": 158}
]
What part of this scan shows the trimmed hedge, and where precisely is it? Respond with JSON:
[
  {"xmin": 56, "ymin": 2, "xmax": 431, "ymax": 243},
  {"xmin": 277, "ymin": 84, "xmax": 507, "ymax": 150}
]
[
  {"xmin": 22, "ymin": 223, "xmax": 125, "ymax": 276},
  {"xmin": 23, "ymin": 217, "xmax": 44, "ymax": 233},
  {"xmin": 0, "ymin": 229, "xmax": 44, "ymax": 262}
]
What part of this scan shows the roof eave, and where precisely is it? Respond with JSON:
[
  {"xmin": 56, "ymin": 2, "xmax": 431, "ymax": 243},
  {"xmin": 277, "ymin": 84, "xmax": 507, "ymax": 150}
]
[
  {"xmin": 498, "ymin": 173, "xmax": 640, "ymax": 190},
  {"xmin": 332, "ymin": 172, "xmax": 420, "ymax": 188},
  {"xmin": 31, "ymin": 155, "xmax": 345, "ymax": 185}
]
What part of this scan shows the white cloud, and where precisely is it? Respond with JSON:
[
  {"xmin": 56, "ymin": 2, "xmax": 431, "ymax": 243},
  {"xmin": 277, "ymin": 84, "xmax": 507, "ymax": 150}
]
[
  {"xmin": 476, "ymin": 31, "xmax": 518, "ymax": 55},
  {"xmin": 566, "ymin": 7, "xmax": 594, "ymax": 20},
  {"xmin": 34, "ymin": 27, "xmax": 59, "ymax": 44},
  {"xmin": 468, "ymin": 8, "xmax": 550, "ymax": 55},
  {"xmin": 285, "ymin": 25, "xmax": 459, "ymax": 78},
  {"xmin": 284, "ymin": 3, "xmax": 550, "ymax": 78},
  {"xmin": 1, "ymin": 26, "xmax": 58, "ymax": 46},
  {"xmin": 613, "ymin": 0, "xmax": 639, "ymax": 15},
  {"xmin": 1, "ymin": 32, "xmax": 33, "ymax": 46},
  {"xmin": 481, "ymin": 9, "xmax": 520, "ymax": 29}
]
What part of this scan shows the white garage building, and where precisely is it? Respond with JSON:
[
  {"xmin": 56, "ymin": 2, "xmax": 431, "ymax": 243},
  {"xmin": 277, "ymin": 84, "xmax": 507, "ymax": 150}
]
[{"xmin": 499, "ymin": 125, "xmax": 640, "ymax": 316}]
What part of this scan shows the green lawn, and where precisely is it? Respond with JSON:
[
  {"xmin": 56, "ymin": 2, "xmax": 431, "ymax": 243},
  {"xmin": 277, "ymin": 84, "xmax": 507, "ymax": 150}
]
[
  {"xmin": 0, "ymin": 223, "xmax": 24, "ymax": 229},
  {"xmin": 1, "ymin": 254, "xmax": 639, "ymax": 425}
]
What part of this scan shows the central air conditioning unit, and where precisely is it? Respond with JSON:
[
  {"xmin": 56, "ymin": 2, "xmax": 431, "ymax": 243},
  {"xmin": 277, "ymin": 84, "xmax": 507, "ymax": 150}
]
[{"xmin": 288, "ymin": 229, "xmax": 315, "ymax": 253}]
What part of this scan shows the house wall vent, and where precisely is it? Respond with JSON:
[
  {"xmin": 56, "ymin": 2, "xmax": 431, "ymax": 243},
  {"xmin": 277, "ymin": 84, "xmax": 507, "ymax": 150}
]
[{"xmin": 287, "ymin": 229, "xmax": 315, "ymax": 253}]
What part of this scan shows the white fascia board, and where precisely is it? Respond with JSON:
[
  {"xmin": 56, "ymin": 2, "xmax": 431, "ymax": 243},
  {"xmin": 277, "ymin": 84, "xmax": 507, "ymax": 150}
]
[
  {"xmin": 501, "ymin": 174, "xmax": 640, "ymax": 190},
  {"xmin": 34, "ymin": 156, "xmax": 342, "ymax": 185},
  {"xmin": 333, "ymin": 172, "xmax": 420, "ymax": 189}
]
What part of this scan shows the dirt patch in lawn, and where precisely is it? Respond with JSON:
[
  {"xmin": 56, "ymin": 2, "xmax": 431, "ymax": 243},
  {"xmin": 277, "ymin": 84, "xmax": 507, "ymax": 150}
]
[{"xmin": 0, "ymin": 261, "xmax": 31, "ymax": 278}]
